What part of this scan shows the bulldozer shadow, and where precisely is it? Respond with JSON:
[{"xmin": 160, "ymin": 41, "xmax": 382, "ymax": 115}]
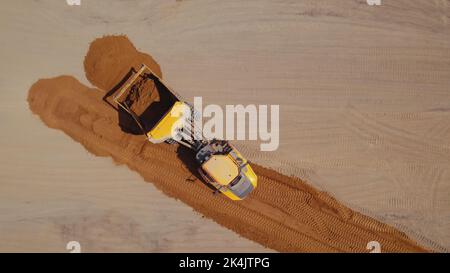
[
  {"xmin": 102, "ymin": 68, "xmax": 142, "ymax": 135},
  {"xmin": 176, "ymin": 145, "xmax": 219, "ymax": 193},
  {"xmin": 102, "ymin": 67, "xmax": 177, "ymax": 136}
]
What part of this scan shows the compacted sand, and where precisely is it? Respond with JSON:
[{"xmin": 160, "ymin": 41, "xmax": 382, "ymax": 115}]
[
  {"xmin": 1, "ymin": 0, "xmax": 449, "ymax": 252},
  {"xmin": 27, "ymin": 36, "xmax": 427, "ymax": 252}
]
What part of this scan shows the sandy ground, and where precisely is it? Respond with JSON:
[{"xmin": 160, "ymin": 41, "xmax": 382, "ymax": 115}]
[
  {"xmin": 0, "ymin": 1, "xmax": 271, "ymax": 252},
  {"xmin": 1, "ymin": 0, "xmax": 449, "ymax": 252},
  {"xmin": 25, "ymin": 35, "xmax": 426, "ymax": 252}
]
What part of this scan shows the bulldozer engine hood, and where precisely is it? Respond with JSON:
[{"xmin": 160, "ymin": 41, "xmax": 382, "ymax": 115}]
[{"xmin": 201, "ymin": 154, "xmax": 239, "ymax": 186}]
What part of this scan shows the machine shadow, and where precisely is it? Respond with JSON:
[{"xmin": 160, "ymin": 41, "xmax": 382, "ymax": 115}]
[
  {"xmin": 176, "ymin": 145, "xmax": 218, "ymax": 192},
  {"xmin": 102, "ymin": 68, "xmax": 142, "ymax": 135},
  {"xmin": 102, "ymin": 68, "xmax": 176, "ymax": 136},
  {"xmin": 138, "ymin": 74, "xmax": 178, "ymax": 132}
]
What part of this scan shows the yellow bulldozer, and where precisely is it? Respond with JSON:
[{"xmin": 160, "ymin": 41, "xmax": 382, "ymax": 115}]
[{"xmin": 112, "ymin": 64, "xmax": 257, "ymax": 200}]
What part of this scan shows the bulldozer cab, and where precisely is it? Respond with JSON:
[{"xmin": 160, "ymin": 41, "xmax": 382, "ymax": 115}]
[
  {"xmin": 202, "ymin": 154, "xmax": 239, "ymax": 186},
  {"xmin": 196, "ymin": 140, "xmax": 257, "ymax": 200}
]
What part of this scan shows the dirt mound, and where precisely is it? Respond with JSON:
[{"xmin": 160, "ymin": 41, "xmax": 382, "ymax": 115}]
[
  {"xmin": 26, "ymin": 36, "xmax": 428, "ymax": 252},
  {"xmin": 84, "ymin": 35, "xmax": 162, "ymax": 92}
]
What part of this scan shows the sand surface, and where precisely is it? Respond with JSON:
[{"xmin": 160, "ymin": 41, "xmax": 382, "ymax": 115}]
[
  {"xmin": 0, "ymin": 1, "xmax": 270, "ymax": 253},
  {"xmin": 26, "ymin": 37, "xmax": 426, "ymax": 251},
  {"xmin": 1, "ymin": 0, "xmax": 449, "ymax": 252}
]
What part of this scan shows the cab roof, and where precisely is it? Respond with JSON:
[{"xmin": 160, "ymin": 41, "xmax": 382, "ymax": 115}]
[{"xmin": 202, "ymin": 155, "xmax": 239, "ymax": 186}]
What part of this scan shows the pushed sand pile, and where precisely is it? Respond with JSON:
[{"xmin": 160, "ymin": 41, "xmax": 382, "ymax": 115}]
[
  {"xmin": 27, "ymin": 36, "xmax": 427, "ymax": 252},
  {"xmin": 84, "ymin": 35, "xmax": 162, "ymax": 92}
]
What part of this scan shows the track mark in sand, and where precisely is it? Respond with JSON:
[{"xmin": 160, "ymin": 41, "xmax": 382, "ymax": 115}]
[{"xmin": 26, "ymin": 36, "xmax": 427, "ymax": 252}]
